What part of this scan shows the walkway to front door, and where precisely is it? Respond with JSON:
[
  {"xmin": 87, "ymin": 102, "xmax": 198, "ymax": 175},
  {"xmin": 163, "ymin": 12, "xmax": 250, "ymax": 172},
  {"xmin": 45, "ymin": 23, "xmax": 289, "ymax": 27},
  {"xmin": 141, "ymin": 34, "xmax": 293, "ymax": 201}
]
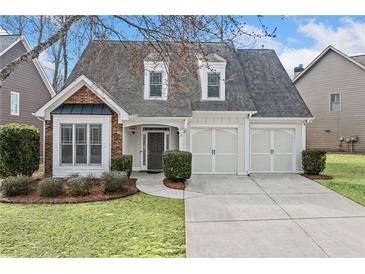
[{"xmin": 185, "ymin": 174, "xmax": 365, "ymax": 257}]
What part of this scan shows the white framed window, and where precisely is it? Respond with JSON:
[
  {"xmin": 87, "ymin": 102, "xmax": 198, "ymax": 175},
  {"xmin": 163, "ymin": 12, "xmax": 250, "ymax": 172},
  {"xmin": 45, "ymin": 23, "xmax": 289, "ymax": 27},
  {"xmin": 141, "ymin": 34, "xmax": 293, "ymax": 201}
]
[
  {"xmin": 149, "ymin": 71, "xmax": 163, "ymax": 97},
  {"xmin": 60, "ymin": 123, "xmax": 102, "ymax": 166},
  {"xmin": 144, "ymin": 61, "xmax": 168, "ymax": 100},
  {"xmin": 207, "ymin": 72, "xmax": 221, "ymax": 98},
  {"xmin": 198, "ymin": 54, "xmax": 226, "ymax": 101},
  {"xmin": 330, "ymin": 93, "xmax": 341, "ymax": 112},
  {"xmin": 10, "ymin": 91, "xmax": 20, "ymax": 115}
]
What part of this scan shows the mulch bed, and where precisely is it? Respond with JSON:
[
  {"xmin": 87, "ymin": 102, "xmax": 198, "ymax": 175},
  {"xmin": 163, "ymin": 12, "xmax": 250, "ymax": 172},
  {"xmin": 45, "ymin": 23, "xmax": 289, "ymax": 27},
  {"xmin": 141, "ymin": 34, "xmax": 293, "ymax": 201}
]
[
  {"xmin": 0, "ymin": 178, "xmax": 138, "ymax": 204},
  {"xmin": 301, "ymin": 174, "xmax": 333, "ymax": 180},
  {"xmin": 163, "ymin": 178, "xmax": 185, "ymax": 190}
]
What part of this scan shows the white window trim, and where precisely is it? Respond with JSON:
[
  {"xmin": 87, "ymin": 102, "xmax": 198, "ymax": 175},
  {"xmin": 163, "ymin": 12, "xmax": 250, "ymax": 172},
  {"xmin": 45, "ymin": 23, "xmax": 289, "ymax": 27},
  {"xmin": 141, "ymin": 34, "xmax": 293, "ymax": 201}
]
[
  {"xmin": 53, "ymin": 115, "xmax": 111, "ymax": 178},
  {"xmin": 329, "ymin": 92, "xmax": 341, "ymax": 112},
  {"xmin": 144, "ymin": 61, "xmax": 168, "ymax": 100},
  {"xmin": 198, "ymin": 61, "xmax": 226, "ymax": 101},
  {"xmin": 10, "ymin": 91, "xmax": 20, "ymax": 116}
]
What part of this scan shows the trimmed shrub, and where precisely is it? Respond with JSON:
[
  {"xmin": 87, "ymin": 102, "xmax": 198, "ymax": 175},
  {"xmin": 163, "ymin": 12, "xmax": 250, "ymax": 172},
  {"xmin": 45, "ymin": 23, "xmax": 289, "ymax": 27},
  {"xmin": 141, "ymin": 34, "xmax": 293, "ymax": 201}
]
[
  {"xmin": 38, "ymin": 178, "xmax": 63, "ymax": 197},
  {"xmin": 67, "ymin": 176, "xmax": 92, "ymax": 196},
  {"xmin": 163, "ymin": 150, "xmax": 192, "ymax": 181},
  {"xmin": 111, "ymin": 154, "xmax": 133, "ymax": 178},
  {"xmin": 101, "ymin": 171, "xmax": 128, "ymax": 194},
  {"xmin": 0, "ymin": 176, "xmax": 33, "ymax": 197},
  {"xmin": 0, "ymin": 123, "xmax": 40, "ymax": 177},
  {"xmin": 302, "ymin": 150, "xmax": 327, "ymax": 175}
]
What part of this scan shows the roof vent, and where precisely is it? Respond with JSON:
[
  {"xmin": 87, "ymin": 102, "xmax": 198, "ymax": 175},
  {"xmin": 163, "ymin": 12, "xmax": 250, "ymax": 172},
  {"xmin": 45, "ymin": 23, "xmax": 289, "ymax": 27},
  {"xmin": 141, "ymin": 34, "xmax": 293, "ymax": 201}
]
[{"xmin": 294, "ymin": 64, "xmax": 304, "ymax": 78}]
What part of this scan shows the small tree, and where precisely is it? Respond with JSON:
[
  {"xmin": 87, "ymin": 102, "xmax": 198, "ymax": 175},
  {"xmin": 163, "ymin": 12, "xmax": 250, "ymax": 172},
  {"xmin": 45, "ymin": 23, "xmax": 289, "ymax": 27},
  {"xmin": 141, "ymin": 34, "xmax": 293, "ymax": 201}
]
[{"xmin": 0, "ymin": 123, "xmax": 40, "ymax": 177}]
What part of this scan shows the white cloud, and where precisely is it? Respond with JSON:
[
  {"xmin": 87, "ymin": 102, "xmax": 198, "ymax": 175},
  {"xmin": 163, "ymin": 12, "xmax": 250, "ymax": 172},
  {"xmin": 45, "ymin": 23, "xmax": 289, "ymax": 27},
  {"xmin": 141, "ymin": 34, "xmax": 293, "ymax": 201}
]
[
  {"xmin": 0, "ymin": 27, "xmax": 9, "ymax": 35},
  {"xmin": 38, "ymin": 51, "xmax": 55, "ymax": 81},
  {"xmin": 235, "ymin": 17, "xmax": 365, "ymax": 78}
]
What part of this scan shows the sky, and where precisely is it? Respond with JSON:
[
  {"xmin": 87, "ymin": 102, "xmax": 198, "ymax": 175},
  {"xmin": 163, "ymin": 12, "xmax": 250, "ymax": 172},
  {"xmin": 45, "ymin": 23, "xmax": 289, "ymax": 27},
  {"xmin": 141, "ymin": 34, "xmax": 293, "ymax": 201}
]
[
  {"xmin": 1, "ymin": 15, "xmax": 365, "ymax": 79},
  {"xmin": 237, "ymin": 15, "xmax": 365, "ymax": 77}
]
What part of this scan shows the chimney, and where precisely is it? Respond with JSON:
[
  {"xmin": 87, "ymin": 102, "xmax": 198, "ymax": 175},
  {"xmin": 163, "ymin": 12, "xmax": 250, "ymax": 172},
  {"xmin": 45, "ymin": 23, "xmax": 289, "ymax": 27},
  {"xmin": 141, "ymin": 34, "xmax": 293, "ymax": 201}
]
[{"xmin": 294, "ymin": 64, "xmax": 304, "ymax": 78}]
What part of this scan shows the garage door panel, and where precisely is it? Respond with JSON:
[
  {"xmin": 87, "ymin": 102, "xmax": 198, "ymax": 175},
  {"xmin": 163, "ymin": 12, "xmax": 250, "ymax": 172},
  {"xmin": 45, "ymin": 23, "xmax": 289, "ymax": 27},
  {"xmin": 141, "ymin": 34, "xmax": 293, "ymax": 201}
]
[
  {"xmin": 274, "ymin": 130, "xmax": 294, "ymax": 153},
  {"xmin": 215, "ymin": 155, "xmax": 236, "ymax": 173},
  {"xmin": 192, "ymin": 129, "xmax": 212, "ymax": 154},
  {"xmin": 191, "ymin": 128, "xmax": 237, "ymax": 174},
  {"xmin": 273, "ymin": 155, "xmax": 293, "ymax": 172},
  {"xmin": 251, "ymin": 154, "xmax": 271, "ymax": 172},
  {"xmin": 250, "ymin": 127, "xmax": 296, "ymax": 173},
  {"xmin": 192, "ymin": 155, "xmax": 212, "ymax": 173},
  {"xmin": 251, "ymin": 129, "xmax": 271, "ymax": 153},
  {"xmin": 215, "ymin": 129, "xmax": 236, "ymax": 154}
]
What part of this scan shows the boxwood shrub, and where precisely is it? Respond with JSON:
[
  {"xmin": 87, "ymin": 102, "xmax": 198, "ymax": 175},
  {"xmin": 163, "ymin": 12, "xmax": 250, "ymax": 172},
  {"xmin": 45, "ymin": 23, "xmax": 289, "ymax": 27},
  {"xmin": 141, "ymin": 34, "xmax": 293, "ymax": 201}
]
[
  {"xmin": 67, "ymin": 176, "xmax": 92, "ymax": 196},
  {"xmin": 0, "ymin": 123, "xmax": 40, "ymax": 177},
  {"xmin": 101, "ymin": 171, "xmax": 128, "ymax": 194},
  {"xmin": 38, "ymin": 178, "xmax": 63, "ymax": 197},
  {"xmin": 162, "ymin": 150, "xmax": 192, "ymax": 181},
  {"xmin": 111, "ymin": 154, "xmax": 133, "ymax": 178},
  {"xmin": 0, "ymin": 176, "xmax": 33, "ymax": 197},
  {"xmin": 302, "ymin": 150, "xmax": 327, "ymax": 175}
]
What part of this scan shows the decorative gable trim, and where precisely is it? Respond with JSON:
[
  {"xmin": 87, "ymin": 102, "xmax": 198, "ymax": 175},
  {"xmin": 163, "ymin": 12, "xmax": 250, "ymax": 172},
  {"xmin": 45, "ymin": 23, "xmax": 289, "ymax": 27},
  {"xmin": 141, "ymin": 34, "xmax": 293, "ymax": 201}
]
[
  {"xmin": 34, "ymin": 75, "xmax": 129, "ymax": 122},
  {"xmin": 293, "ymin": 45, "xmax": 365, "ymax": 83}
]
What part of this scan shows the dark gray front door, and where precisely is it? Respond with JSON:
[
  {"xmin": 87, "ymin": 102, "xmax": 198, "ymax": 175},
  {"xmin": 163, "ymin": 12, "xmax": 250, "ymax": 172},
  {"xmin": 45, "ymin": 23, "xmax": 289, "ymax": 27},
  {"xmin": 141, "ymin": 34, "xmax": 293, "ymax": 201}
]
[{"xmin": 148, "ymin": 132, "xmax": 164, "ymax": 170}]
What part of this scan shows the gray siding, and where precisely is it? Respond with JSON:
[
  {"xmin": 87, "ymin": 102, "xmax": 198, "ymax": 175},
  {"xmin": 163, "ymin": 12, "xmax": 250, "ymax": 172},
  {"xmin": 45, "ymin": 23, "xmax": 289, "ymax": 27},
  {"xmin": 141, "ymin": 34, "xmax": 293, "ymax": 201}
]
[
  {"xmin": 0, "ymin": 41, "xmax": 52, "ymax": 155},
  {"xmin": 295, "ymin": 50, "xmax": 365, "ymax": 152}
]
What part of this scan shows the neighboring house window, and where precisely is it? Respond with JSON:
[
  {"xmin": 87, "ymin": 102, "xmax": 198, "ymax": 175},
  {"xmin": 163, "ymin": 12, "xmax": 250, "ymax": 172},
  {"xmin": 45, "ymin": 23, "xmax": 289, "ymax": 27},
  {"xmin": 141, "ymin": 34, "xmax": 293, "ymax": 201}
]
[
  {"xmin": 207, "ymin": 72, "xmax": 220, "ymax": 98},
  {"xmin": 330, "ymin": 93, "xmax": 341, "ymax": 112},
  {"xmin": 10, "ymin": 91, "xmax": 20, "ymax": 115},
  {"xmin": 149, "ymin": 72, "xmax": 162, "ymax": 97},
  {"xmin": 60, "ymin": 123, "xmax": 102, "ymax": 165},
  {"xmin": 144, "ymin": 61, "xmax": 168, "ymax": 100},
  {"xmin": 198, "ymin": 53, "xmax": 226, "ymax": 101}
]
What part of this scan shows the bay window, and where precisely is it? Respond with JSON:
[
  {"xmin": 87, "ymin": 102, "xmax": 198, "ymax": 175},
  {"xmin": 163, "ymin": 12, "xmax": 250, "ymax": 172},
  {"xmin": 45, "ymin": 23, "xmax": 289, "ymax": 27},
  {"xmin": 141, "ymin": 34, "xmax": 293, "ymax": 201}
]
[{"xmin": 60, "ymin": 123, "xmax": 102, "ymax": 165}]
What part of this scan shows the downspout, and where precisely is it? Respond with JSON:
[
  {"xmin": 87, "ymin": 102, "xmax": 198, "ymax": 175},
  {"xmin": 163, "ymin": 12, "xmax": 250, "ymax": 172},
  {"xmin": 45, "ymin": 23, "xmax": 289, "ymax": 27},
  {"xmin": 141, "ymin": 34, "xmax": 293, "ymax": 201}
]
[{"xmin": 247, "ymin": 112, "xmax": 254, "ymax": 176}]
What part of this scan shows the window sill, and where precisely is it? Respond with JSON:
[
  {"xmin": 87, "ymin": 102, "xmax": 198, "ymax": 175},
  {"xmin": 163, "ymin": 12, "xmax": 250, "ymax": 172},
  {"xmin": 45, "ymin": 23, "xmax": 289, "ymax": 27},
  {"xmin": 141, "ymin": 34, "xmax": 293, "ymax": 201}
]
[
  {"xmin": 201, "ymin": 97, "xmax": 225, "ymax": 101},
  {"xmin": 145, "ymin": 96, "xmax": 167, "ymax": 101}
]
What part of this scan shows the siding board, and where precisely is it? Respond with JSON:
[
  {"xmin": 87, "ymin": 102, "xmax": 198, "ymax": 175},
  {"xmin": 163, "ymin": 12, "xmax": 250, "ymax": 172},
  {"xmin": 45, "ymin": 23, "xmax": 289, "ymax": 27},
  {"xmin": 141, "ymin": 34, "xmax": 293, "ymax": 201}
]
[{"xmin": 295, "ymin": 50, "xmax": 365, "ymax": 152}]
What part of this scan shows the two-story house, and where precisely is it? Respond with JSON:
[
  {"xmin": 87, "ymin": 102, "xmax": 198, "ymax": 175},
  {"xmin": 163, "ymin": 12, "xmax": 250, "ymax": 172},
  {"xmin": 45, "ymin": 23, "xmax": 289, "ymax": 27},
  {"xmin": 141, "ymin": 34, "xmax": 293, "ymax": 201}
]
[
  {"xmin": 35, "ymin": 41, "xmax": 312, "ymax": 177},
  {"xmin": 0, "ymin": 35, "xmax": 55, "ymax": 156},
  {"xmin": 294, "ymin": 46, "xmax": 365, "ymax": 152}
]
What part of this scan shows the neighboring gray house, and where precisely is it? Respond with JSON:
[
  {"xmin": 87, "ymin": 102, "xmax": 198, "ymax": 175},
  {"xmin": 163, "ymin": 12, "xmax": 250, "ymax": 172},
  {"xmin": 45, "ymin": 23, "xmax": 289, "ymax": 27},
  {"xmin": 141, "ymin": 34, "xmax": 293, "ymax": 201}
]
[
  {"xmin": 35, "ymin": 41, "xmax": 312, "ymax": 177},
  {"xmin": 0, "ymin": 35, "xmax": 55, "ymax": 155},
  {"xmin": 294, "ymin": 46, "xmax": 365, "ymax": 152}
]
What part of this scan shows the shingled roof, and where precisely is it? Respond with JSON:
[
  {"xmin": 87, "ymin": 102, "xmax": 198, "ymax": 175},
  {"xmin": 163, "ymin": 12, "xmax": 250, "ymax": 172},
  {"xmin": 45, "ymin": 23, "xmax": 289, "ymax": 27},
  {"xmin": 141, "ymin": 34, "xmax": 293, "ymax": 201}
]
[{"xmin": 64, "ymin": 40, "xmax": 312, "ymax": 118}]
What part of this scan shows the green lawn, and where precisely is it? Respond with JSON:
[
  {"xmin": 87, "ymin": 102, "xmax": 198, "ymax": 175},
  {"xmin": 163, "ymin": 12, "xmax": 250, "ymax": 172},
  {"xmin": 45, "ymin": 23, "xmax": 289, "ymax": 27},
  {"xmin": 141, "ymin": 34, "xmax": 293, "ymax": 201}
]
[
  {"xmin": 0, "ymin": 193, "xmax": 185, "ymax": 258},
  {"xmin": 317, "ymin": 153, "xmax": 365, "ymax": 206}
]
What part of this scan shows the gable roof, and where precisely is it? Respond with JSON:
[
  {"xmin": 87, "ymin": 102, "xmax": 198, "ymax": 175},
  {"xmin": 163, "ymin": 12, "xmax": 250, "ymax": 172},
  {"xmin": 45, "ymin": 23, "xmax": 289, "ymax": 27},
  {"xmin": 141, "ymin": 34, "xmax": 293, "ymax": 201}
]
[
  {"xmin": 237, "ymin": 49, "xmax": 312, "ymax": 118},
  {"xmin": 0, "ymin": 35, "xmax": 55, "ymax": 96},
  {"xmin": 35, "ymin": 75, "xmax": 129, "ymax": 121},
  {"xmin": 63, "ymin": 40, "xmax": 311, "ymax": 118},
  {"xmin": 293, "ymin": 45, "xmax": 365, "ymax": 83}
]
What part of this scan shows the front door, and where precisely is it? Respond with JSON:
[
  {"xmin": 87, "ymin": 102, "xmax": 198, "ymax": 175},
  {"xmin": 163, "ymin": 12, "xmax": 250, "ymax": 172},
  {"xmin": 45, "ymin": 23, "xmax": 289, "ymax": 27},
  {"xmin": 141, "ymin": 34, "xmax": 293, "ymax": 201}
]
[{"xmin": 147, "ymin": 132, "xmax": 165, "ymax": 170}]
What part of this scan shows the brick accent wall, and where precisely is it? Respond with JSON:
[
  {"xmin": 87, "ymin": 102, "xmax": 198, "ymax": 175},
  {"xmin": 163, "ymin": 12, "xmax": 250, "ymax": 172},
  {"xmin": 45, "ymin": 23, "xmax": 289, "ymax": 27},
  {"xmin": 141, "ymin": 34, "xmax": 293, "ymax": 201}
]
[
  {"xmin": 43, "ymin": 85, "xmax": 123, "ymax": 177},
  {"xmin": 44, "ymin": 119, "xmax": 53, "ymax": 177}
]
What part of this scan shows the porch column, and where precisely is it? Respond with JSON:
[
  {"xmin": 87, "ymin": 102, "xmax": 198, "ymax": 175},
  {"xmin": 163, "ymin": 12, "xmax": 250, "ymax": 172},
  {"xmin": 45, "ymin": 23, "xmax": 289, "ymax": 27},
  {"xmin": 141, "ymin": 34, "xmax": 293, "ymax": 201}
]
[{"xmin": 178, "ymin": 127, "xmax": 186, "ymax": 151}]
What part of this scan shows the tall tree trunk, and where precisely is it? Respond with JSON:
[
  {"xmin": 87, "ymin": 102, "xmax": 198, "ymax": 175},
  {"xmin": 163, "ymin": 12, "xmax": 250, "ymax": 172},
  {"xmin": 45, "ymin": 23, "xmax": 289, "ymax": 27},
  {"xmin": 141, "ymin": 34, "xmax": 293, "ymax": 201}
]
[{"xmin": 0, "ymin": 15, "xmax": 82, "ymax": 87}]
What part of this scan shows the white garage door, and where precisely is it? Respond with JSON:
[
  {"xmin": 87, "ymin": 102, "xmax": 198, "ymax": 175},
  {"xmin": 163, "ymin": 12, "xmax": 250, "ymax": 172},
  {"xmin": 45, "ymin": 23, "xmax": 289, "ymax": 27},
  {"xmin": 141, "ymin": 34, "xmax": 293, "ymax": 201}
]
[
  {"xmin": 250, "ymin": 128, "xmax": 295, "ymax": 172},
  {"xmin": 191, "ymin": 128, "xmax": 237, "ymax": 174}
]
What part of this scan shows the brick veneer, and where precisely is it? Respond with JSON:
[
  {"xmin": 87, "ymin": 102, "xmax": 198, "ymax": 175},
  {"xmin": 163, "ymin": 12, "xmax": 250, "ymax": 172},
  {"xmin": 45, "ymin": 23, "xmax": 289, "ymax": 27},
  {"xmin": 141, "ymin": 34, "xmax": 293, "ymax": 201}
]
[{"xmin": 44, "ymin": 85, "xmax": 123, "ymax": 177}]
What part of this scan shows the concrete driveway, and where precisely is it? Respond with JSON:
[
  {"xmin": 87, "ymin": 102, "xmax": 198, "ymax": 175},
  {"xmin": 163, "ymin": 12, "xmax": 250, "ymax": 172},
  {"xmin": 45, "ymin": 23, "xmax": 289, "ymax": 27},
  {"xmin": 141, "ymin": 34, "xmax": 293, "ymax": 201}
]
[{"xmin": 184, "ymin": 174, "xmax": 365, "ymax": 257}]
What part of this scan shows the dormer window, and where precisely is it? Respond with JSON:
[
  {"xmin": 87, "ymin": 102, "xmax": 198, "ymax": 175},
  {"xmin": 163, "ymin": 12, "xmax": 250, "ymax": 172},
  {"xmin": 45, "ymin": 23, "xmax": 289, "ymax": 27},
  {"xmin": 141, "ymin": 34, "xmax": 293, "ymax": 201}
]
[
  {"xmin": 198, "ymin": 53, "xmax": 226, "ymax": 101},
  {"xmin": 207, "ymin": 72, "xmax": 220, "ymax": 98},
  {"xmin": 149, "ymin": 72, "xmax": 162, "ymax": 97},
  {"xmin": 144, "ymin": 59, "xmax": 168, "ymax": 100}
]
